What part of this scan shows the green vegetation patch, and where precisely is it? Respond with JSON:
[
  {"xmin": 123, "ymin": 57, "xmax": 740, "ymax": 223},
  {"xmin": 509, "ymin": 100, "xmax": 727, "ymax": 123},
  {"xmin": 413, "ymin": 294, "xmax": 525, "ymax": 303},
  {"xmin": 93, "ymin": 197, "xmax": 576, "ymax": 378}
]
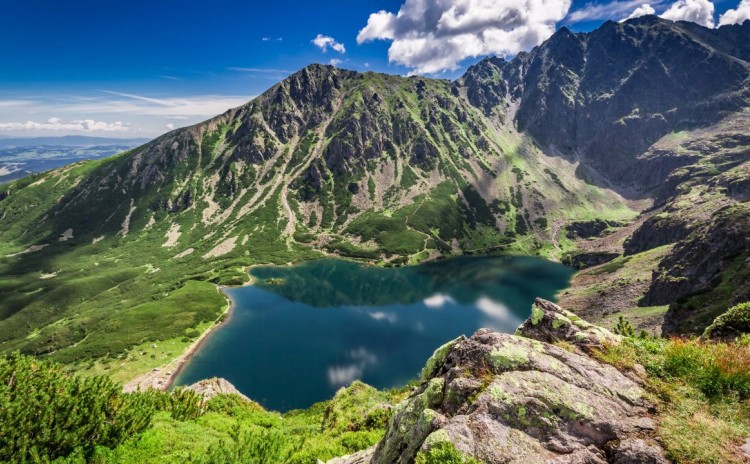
[
  {"xmin": 705, "ymin": 302, "xmax": 750, "ymax": 339},
  {"xmin": 598, "ymin": 336, "xmax": 750, "ymax": 463}
]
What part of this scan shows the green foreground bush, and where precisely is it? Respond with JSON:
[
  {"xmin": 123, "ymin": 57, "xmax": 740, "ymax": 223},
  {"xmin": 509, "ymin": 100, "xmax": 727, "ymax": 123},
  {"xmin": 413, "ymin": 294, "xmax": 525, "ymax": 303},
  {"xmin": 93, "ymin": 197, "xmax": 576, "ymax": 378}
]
[
  {"xmin": 415, "ymin": 442, "xmax": 483, "ymax": 464},
  {"xmin": 0, "ymin": 353, "xmax": 155, "ymax": 462},
  {"xmin": 0, "ymin": 352, "xmax": 403, "ymax": 463},
  {"xmin": 598, "ymin": 336, "xmax": 750, "ymax": 463},
  {"xmin": 704, "ymin": 302, "xmax": 750, "ymax": 339}
]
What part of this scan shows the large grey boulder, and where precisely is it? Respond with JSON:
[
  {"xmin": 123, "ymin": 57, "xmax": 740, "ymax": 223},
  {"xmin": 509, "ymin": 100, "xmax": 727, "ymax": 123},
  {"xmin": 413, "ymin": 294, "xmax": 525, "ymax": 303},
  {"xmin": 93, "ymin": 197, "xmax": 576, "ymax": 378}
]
[
  {"xmin": 368, "ymin": 329, "xmax": 665, "ymax": 464},
  {"xmin": 186, "ymin": 377, "xmax": 251, "ymax": 401},
  {"xmin": 516, "ymin": 298, "xmax": 622, "ymax": 355},
  {"xmin": 329, "ymin": 299, "xmax": 667, "ymax": 464}
]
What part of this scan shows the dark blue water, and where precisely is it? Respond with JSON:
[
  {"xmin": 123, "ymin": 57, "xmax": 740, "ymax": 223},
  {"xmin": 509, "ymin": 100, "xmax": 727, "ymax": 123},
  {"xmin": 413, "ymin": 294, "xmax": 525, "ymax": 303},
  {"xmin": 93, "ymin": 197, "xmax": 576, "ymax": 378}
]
[{"xmin": 173, "ymin": 256, "xmax": 572, "ymax": 411}]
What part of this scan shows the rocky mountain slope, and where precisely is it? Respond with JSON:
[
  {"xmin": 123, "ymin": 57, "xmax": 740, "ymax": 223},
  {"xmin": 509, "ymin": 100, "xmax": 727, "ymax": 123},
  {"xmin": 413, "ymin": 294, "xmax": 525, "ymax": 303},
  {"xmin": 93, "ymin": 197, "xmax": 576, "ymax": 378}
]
[
  {"xmin": 0, "ymin": 16, "xmax": 749, "ymax": 369},
  {"xmin": 459, "ymin": 16, "xmax": 750, "ymax": 193}
]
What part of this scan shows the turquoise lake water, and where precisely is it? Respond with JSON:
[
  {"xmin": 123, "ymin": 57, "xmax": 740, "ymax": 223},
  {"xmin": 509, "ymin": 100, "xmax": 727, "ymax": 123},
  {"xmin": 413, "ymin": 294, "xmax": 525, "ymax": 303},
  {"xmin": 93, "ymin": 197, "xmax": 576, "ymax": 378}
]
[{"xmin": 173, "ymin": 256, "xmax": 573, "ymax": 411}]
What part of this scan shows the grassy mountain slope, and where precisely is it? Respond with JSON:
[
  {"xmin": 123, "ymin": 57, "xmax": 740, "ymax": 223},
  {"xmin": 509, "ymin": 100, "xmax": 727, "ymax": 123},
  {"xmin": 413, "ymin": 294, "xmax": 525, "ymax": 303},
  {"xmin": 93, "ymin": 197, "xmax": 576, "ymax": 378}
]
[
  {"xmin": 558, "ymin": 109, "xmax": 750, "ymax": 335},
  {"xmin": 0, "ymin": 65, "xmax": 630, "ymax": 373},
  {"xmin": 1, "ymin": 16, "xmax": 749, "ymax": 376}
]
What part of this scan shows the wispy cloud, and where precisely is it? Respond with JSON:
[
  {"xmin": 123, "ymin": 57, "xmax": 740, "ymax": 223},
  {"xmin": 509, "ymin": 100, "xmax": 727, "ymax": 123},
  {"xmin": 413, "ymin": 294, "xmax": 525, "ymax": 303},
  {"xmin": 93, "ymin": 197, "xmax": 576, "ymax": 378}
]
[
  {"xmin": 566, "ymin": 0, "xmax": 664, "ymax": 22},
  {"xmin": 0, "ymin": 117, "xmax": 129, "ymax": 133},
  {"xmin": 64, "ymin": 91, "xmax": 253, "ymax": 118},
  {"xmin": 227, "ymin": 67, "xmax": 293, "ymax": 79},
  {"xmin": 0, "ymin": 92, "xmax": 253, "ymax": 136},
  {"xmin": 0, "ymin": 100, "xmax": 34, "ymax": 108}
]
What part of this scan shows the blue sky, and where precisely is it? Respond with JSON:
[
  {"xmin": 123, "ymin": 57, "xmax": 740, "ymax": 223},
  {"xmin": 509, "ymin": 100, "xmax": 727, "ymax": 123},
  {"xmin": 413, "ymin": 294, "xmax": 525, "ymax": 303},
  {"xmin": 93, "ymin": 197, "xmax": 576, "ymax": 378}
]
[{"xmin": 1, "ymin": 0, "xmax": 747, "ymax": 137}]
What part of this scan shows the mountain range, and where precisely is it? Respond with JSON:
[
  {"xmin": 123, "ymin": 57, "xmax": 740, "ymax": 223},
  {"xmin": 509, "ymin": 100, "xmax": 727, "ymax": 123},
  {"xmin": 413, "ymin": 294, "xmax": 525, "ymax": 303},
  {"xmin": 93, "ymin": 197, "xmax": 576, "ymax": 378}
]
[{"xmin": 0, "ymin": 16, "xmax": 749, "ymax": 368}]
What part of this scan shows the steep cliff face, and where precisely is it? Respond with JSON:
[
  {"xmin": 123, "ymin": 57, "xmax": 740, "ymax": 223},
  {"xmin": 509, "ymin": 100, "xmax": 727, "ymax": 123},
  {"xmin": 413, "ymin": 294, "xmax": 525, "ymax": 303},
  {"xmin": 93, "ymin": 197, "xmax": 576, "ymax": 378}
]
[{"xmin": 458, "ymin": 17, "xmax": 750, "ymax": 192}]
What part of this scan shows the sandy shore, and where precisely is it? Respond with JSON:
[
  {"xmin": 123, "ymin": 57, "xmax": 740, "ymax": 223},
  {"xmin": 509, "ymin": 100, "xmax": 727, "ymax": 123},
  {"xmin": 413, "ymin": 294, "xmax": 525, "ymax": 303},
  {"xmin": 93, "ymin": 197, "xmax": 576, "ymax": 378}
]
[
  {"xmin": 123, "ymin": 285, "xmax": 235, "ymax": 392},
  {"xmin": 121, "ymin": 265, "xmax": 279, "ymax": 392}
]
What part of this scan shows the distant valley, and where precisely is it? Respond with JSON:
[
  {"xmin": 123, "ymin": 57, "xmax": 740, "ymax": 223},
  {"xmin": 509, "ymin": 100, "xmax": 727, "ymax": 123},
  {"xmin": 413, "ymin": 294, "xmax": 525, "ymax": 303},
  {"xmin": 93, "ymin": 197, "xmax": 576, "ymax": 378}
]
[{"xmin": 0, "ymin": 136, "xmax": 149, "ymax": 182}]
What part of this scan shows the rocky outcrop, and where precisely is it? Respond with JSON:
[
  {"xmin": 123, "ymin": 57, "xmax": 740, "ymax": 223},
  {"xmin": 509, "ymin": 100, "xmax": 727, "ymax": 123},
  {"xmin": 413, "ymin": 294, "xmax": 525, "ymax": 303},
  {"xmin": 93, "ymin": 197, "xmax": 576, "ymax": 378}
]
[
  {"xmin": 645, "ymin": 206, "xmax": 750, "ymax": 306},
  {"xmin": 516, "ymin": 298, "xmax": 622, "ymax": 355},
  {"xmin": 186, "ymin": 377, "xmax": 250, "ymax": 401},
  {"xmin": 562, "ymin": 251, "xmax": 620, "ymax": 270},
  {"xmin": 327, "ymin": 448, "xmax": 375, "ymax": 464},
  {"xmin": 623, "ymin": 213, "xmax": 692, "ymax": 256},
  {"xmin": 333, "ymin": 299, "xmax": 665, "ymax": 464},
  {"xmin": 650, "ymin": 204, "xmax": 750, "ymax": 334},
  {"xmin": 565, "ymin": 220, "xmax": 624, "ymax": 240}
]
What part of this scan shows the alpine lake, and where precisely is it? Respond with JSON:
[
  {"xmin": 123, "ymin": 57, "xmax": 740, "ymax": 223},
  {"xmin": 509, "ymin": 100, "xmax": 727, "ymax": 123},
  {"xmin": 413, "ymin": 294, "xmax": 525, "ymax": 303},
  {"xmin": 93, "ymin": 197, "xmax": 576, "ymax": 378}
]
[{"xmin": 173, "ymin": 256, "xmax": 573, "ymax": 411}]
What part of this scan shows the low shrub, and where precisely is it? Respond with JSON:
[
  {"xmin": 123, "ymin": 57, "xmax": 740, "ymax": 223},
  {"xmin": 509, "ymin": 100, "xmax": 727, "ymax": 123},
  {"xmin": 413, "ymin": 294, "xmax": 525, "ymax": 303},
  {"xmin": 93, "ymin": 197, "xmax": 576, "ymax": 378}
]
[
  {"xmin": 612, "ymin": 315, "xmax": 634, "ymax": 337},
  {"xmin": 600, "ymin": 337, "xmax": 750, "ymax": 463},
  {"xmin": 415, "ymin": 442, "xmax": 483, "ymax": 464},
  {"xmin": 0, "ymin": 352, "xmax": 155, "ymax": 462},
  {"xmin": 657, "ymin": 339, "xmax": 750, "ymax": 399},
  {"xmin": 194, "ymin": 425, "xmax": 300, "ymax": 464},
  {"xmin": 704, "ymin": 302, "xmax": 750, "ymax": 339},
  {"xmin": 129, "ymin": 387, "xmax": 206, "ymax": 421}
]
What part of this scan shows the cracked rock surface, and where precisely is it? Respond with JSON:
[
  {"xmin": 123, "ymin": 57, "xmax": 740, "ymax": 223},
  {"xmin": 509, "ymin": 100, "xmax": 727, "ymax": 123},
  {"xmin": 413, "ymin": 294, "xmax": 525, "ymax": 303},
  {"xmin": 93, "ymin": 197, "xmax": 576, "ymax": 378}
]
[{"xmin": 332, "ymin": 299, "xmax": 667, "ymax": 464}]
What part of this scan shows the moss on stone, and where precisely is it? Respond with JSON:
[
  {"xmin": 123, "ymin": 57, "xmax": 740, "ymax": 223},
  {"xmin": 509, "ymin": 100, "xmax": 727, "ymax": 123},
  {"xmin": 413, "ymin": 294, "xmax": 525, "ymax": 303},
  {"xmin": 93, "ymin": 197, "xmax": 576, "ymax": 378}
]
[
  {"xmin": 421, "ymin": 429, "xmax": 451, "ymax": 448},
  {"xmin": 420, "ymin": 338, "xmax": 459, "ymax": 380},
  {"xmin": 551, "ymin": 317, "xmax": 570, "ymax": 329},
  {"xmin": 530, "ymin": 305, "xmax": 544, "ymax": 325},
  {"xmin": 422, "ymin": 378, "xmax": 445, "ymax": 408},
  {"xmin": 489, "ymin": 342, "xmax": 530, "ymax": 369}
]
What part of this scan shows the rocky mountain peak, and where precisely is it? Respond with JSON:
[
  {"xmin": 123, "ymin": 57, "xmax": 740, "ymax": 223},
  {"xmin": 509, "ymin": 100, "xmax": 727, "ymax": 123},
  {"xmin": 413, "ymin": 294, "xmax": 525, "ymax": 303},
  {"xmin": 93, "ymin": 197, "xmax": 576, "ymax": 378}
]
[{"xmin": 455, "ymin": 15, "xmax": 750, "ymax": 191}]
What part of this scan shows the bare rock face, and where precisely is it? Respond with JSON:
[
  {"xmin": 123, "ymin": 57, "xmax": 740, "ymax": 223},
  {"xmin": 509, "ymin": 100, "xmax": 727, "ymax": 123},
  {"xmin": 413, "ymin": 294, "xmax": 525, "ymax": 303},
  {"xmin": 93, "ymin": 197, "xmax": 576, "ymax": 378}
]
[
  {"xmin": 516, "ymin": 298, "xmax": 622, "ymax": 355},
  {"xmin": 340, "ymin": 302, "xmax": 666, "ymax": 464},
  {"xmin": 326, "ymin": 447, "xmax": 376, "ymax": 464},
  {"xmin": 186, "ymin": 377, "xmax": 250, "ymax": 401}
]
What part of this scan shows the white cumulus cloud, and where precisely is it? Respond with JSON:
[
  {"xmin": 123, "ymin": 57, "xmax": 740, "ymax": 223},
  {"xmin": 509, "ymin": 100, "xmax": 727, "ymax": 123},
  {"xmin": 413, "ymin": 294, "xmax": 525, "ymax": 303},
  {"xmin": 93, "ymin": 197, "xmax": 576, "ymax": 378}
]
[
  {"xmin": 660, "ymin": 0, "xmax": 714, "ymax": 27},
  {"xmin": 357, "ymin": 0, "xmax": 573, "ymax": 74},
  {"xmin": 369, "ymin": 311, "xmax": 398, "ymax": 323},
  {"xmin": 0, "ymin": 117, "xmax": 129, "ymax": 132},
  {"xmin": 326, "ymin": 347, "xmax": 378, "ymax": 387},
  {"xmin": 423, "ymin": 293, "xmax": 455, "ymax": 308},
  {"xmin": 327, "ymin": 365, "xmax": 362, "ymax": 386},
  {"xmin": 475, "ymin": 297, "xmax": 513, "ymax": 320},
  {"xmin": 313, "ymin": 34, "xmax": 346, "ymax": 53},
  {"xmin": 567, "ymin": 0, "xmax": 659, "ymax": 23},
  {"xmin": 623, "ymin": 3, "xmax": 657, "ymax": 20},
  {"xmin": 719, "ymin": 0, "xmax": 750, "ymax": 25}
]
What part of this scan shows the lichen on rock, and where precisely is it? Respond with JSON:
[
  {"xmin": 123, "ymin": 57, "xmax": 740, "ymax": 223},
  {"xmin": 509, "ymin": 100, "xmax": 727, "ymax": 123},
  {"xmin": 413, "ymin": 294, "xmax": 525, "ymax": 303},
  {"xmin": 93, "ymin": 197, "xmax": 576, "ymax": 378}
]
[
  {"xmin": 516, "ymin": 298, "xmax": 622, "ymax": 354},
  {"xmin": 358, "ymin": 303, "xmax": 666, "ymax": 464}
]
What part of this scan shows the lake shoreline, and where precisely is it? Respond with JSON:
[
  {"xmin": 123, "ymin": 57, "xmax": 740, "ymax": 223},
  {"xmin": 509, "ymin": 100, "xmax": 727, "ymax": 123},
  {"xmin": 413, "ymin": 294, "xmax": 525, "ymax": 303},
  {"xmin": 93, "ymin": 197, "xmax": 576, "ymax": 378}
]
[
  {"xmin": 168, "ymin": 256, "xmax": 574, "ymax": 411},
  {"xmin": 163, "ymin": 286, "xmax": 239, "ymax": 390},
  {"xmin": 123, "ymin": 284, "xmax": 235, "ymax": 392},
  {"xmin": 127, "ymin": 265, "xmax": 274, "ymax": 393}
]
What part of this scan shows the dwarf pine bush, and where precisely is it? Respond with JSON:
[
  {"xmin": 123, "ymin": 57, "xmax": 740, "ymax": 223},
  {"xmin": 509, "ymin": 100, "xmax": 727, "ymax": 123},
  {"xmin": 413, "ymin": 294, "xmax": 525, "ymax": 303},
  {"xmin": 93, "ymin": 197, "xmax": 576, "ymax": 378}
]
[{"xmin": 0, "ymin": 352, "xmax": 155, "ymax": 462}]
